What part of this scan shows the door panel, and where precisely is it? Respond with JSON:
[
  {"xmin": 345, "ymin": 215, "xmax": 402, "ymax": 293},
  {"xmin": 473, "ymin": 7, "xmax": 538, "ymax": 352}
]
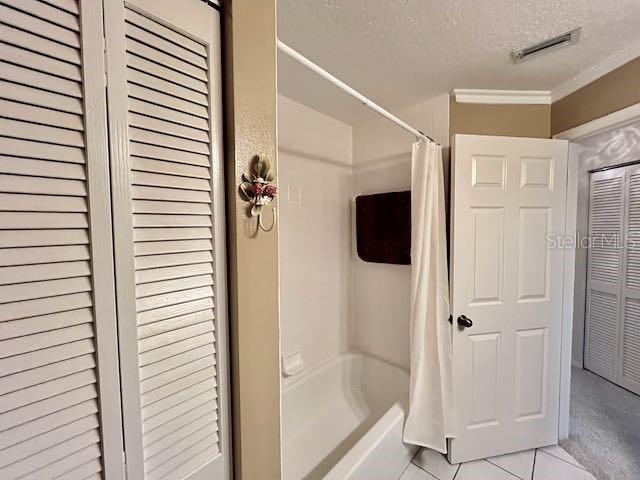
[
  {"xmin": 0, "ymin": 1, "xmax": 124, "ymax": 478},
  {"xmin": 588, "ymin": 164, "xmax": 640, "ymax": 395},
  {"xmin": 620, "ymin": 165, "xmax": 640, "ymax": 395},
  {"xmin": 585, "ymin": 168, "xmax": 624, "ymax": 382},
  {"xmin": 104, "ymin": 0, "xmax": 230, "ymax": 478},
  {"xmin": 449, "ymin": 135, "xmax": 568, "ymax": 463}
]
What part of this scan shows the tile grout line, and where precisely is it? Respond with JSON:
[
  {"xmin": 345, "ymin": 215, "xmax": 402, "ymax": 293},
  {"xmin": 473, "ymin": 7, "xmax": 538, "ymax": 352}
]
[
  {"xmin": 482, "ymin": 459, "xmax": 525, "ymax": 479},
  {"xmin": 401, "ymin": 449, "xmax": 422, "ymax": 479},
  {"xmin": 397, "ymin": 461, "xmax": 411, "ymax": 479},
  {"xmin": 411, "ymin": 447, "xmax": 589, "ymax": 480},
  {"xmin": 484, "ymin": 458, "xmax": 527, "ymax": 480},
  {"xmin": 538, "ymin": 448, "xmax": 590, "ymax": 472},
  {"xmin": 415, "ymin": 449, "xmax": 585, "ymax": 480},
  {"xmin": 410, "ymin": 458, "xmax": 443, "ymax": 479}
]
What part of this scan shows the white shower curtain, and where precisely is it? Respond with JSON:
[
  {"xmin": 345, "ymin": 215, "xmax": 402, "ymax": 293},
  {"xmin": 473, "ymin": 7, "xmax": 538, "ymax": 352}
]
[{"xmin": 403, "ymin": 140, "xmax": 456, "ymax": 453}]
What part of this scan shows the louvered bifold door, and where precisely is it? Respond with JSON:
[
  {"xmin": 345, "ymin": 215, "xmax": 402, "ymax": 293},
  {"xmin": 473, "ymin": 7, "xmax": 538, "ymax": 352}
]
[
  {"xmin": 0, "ymin": 1, "xmax": 124, "ymax": 479},
  {"xmin": 104, "ymin": 1, "xmax": 230, "ymax": 479},
  {"xmin": 620, "ymin": 164, "xmax": 640, "ymax": 395},
  {"xmin": 585, "ymin": 168, "xmax": 625, "ymax": 382}
]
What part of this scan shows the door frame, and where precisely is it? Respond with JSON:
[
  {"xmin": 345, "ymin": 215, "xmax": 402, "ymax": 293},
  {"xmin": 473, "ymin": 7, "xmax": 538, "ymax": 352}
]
[{"xmin": 554, "ymin": 101, "xmax": 640, "ymax": 440}]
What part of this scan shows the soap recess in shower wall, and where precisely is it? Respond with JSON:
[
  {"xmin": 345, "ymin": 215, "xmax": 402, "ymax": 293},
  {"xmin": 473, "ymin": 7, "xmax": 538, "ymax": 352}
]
[{"xmin": 282, "ymin": 351, "xmax": 305, "ymax": 377}]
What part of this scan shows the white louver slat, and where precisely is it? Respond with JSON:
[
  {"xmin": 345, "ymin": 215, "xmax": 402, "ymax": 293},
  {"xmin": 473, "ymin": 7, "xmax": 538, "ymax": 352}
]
[
  {"xmin": 620, "ymin": 167, "xmax": 640, "ymax": 395},
  {"xmin": 105, "ymin": 0, "xmax": 229, "ymax": 478},
  {"xmin": 585, "ymin": 290, "xmax": 619, "ymax": 375},
  {"xmin": 625, "ymin": 172, "xmax": 640, "ymax": 290},
  {"xmin": 585, "ymin": 169, "xmax": 624, "ymax": 382},
  {"xmin": 622, "ymin": 298, "xmax": 640, "ymax": 387},
  {"xmin": 0, "ymin": 1, "xmax": 123, "ymax": 479},
  {"xmin": 589, "ymin": 176, "xmax": 623, "ymax": 283}
]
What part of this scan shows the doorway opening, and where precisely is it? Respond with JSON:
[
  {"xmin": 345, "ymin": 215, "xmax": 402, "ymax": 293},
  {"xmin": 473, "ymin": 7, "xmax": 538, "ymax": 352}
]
[
  {"xmin": 583, "ymin": 162, "xmax": 640, "ymax": 395},
  {"xmin": 559, "ymin": 119, "xmax": 640, "ymax": 480}
]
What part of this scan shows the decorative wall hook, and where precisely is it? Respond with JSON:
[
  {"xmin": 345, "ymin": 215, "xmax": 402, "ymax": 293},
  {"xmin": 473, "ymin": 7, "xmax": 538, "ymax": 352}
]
[{"xmin": 239, "ymin": 155, "xmax": 278, "ymax": 232}]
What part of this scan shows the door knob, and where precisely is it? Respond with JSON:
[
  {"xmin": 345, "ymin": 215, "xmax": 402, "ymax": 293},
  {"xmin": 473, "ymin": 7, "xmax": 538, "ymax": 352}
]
[{"xmin": 457, "ymin": 315, "xmax": 473, "ymax": 329}]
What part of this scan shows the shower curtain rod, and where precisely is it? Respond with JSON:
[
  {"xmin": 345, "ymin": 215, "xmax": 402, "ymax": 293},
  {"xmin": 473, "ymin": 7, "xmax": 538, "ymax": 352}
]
[{"xmin": 277, "ymin": 40, "xmax": 437, "ymax": 145}]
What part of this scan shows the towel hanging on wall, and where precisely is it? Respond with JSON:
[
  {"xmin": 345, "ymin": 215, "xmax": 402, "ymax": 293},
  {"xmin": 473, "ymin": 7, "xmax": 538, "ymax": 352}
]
[
  {"xmin": 355, "ymin": 191, "xmax": 411, "ymax": 265},
  {"xmin": 403, "ymin": 140, "xmax": 457, "ymax": 452}
]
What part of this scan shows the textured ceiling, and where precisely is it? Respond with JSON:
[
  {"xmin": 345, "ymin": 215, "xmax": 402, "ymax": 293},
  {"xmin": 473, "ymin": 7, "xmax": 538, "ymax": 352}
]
[{"xmin": 277, "ymin": 0, "xmax": 640, "ymax": 124}]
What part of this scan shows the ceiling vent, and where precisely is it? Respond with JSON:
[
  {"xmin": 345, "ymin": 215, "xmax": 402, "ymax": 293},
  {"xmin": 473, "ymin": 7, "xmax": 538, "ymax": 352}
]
[{"xmin": 512, "ymin": 27, "xmax": 581, "ymax": 62}]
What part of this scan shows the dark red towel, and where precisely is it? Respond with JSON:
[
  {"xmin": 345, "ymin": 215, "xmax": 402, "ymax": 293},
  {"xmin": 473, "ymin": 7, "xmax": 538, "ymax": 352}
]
[{"xmin": 355, "ymin": 191, "xmax": 411, "ymax": 265}]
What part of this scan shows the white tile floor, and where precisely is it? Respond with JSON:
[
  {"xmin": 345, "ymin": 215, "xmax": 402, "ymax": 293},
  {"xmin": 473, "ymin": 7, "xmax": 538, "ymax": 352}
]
[{"xmin": 399, "ymin": 445, "xmax": 598, "ymax": 480}]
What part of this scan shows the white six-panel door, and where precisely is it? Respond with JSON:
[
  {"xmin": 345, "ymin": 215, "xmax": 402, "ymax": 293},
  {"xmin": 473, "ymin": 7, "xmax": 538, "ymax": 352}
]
[{"xmin": 449, "ymin": 135, "xmax": 568, "ymax": 463}]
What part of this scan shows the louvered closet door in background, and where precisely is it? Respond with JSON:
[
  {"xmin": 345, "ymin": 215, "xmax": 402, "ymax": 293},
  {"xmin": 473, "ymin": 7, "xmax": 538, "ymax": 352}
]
[
  {"xmin": 104, "ymin": 1, "xmax": 230, "ymax": 479},
  {"xmin": 619, "ymin": 164, "xmax": 640, "ymax": 395},
  {"xmin": 585, "ymin": 168, "xmax": 625, "ymax": 383},
  {"xmin": 0, "ymin": 1, "xmax": 124, "ymax": 479}
]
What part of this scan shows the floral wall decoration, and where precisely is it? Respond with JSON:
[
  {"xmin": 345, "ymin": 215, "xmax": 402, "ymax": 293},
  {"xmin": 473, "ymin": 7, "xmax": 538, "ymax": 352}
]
[{"xmin": 239, "ymin": 155, "xmax": 278, "ymax": 232}]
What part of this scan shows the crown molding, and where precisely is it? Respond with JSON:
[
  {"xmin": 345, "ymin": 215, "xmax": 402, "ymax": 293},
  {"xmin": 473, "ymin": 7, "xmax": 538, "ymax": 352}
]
[
  {"xmin": 551, "ymin": 42, "xmax": 640, "ymax": 103},
  {"xmin": 453, "ymin": 89, "xmax": 551, "ymax": 105}
]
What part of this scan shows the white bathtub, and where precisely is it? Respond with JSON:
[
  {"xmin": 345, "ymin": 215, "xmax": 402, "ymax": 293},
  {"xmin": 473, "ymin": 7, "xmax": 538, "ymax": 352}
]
[{"xmin": 282, "ymin": 353, "xmax": 417, "ymax": 480}]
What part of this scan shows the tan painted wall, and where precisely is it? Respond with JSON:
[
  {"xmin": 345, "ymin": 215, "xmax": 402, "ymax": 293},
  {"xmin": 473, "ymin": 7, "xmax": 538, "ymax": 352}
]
[
  {"xmin": 551, "ymin": 56, "xmax": 640, "ymax": 135},
  {"xmin": 450, "ymin": 97, "xmax": 551, "ymax": 138},
  {"xmin": 223, "ymin": 1, "xmax": 281, "ymax": 479}
]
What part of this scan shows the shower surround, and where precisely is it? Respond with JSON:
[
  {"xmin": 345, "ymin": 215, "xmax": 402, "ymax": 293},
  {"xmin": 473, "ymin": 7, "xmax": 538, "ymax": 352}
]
[{"xmin": 278, "ymin": 93, "xmax": 450, "ymax": 478}]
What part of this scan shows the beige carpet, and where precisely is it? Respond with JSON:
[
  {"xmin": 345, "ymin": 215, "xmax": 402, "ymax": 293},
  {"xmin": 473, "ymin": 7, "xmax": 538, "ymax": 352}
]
[{"xmin": 562, "ymin": 367, "xmax": 640, "ymax": 480}]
